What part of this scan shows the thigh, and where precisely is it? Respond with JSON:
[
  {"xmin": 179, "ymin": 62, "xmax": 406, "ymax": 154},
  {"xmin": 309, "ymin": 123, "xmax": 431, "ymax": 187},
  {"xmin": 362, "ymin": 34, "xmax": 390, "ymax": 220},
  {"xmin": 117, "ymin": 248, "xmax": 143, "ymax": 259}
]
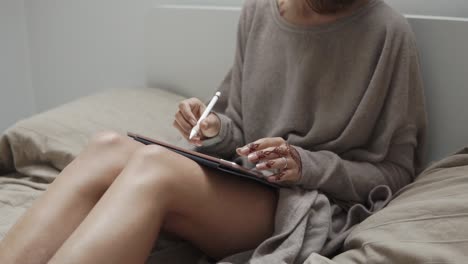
[{"xmin": 161, "ymin": 165, "xmax": 279, "ymax": 260}]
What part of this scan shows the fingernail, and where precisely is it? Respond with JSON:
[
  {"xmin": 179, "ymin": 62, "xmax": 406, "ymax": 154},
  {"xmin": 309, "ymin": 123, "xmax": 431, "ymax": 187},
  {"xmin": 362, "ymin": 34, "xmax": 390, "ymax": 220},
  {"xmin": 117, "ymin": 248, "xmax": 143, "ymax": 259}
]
[
  {"xmin": 236, "ymin": 148, "xmax": 243, "ymax": 155},
  {"xmin": 248, "ymin": 153, "xmax": 257, "ymax": 161},
  {"xmin": 256, "ymin": 163, "xmax": 266, "ymax": 170},
  {"xmin": 237, "ymin": 146, "xmax": 249, "ymax": 155},
  {"xmin": 191, "ymin": 119, "xmax": 198, "ymax": 126}
]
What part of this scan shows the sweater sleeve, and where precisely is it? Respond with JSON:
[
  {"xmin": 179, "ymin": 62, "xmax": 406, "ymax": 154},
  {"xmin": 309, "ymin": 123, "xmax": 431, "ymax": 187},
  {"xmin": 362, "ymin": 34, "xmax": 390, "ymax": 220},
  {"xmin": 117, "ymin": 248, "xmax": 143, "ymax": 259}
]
[
  {"xmin": 195, "ymin": 1, "xmax": 255, "ymax": 160},
  {"xmin": 295, "ymin": 37, "xmax": 427, "ymax": 204},
  {"xmin": 295, "ymin": 143, "xmax": 416, "ymax": 204}
]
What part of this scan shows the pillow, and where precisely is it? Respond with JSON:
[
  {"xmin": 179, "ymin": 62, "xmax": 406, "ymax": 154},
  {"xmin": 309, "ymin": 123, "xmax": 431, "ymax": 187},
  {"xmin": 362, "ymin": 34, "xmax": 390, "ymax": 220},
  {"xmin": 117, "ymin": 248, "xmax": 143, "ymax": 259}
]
[
  {"xmin": 306, "ymin": 148, "xmax": 468, "ymax": 263},
  {"xmin": 0, "ymin": 88, "xmax": 186, "ymax": 182}
]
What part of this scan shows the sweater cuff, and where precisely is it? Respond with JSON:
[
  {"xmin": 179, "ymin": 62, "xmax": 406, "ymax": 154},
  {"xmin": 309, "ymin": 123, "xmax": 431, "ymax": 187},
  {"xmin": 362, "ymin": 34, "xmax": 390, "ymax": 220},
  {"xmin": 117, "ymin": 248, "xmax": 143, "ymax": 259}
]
[
  {"xmin": 294, "ymin": 146, "xmax": 322, "ymax": 188},
  {"xmin": 199, "ymin": 112, "xmax": 230, "ymax": 148}
]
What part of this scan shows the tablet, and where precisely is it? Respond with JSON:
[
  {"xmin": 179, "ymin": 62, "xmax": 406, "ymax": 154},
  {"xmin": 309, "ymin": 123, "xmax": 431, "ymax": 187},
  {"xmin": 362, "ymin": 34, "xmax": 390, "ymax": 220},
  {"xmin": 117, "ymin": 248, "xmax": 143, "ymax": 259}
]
[{"xmin": 127, "ymin": 132, "xmax": 281, "ymax": 189}]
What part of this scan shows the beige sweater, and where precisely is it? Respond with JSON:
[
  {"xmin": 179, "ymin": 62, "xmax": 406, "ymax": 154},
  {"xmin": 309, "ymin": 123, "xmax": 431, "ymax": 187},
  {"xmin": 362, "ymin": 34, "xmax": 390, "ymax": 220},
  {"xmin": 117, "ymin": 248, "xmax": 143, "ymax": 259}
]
[
  {"xmin": 197, "ymin": 0, "xmax": 427, "ymax": 262},
  {"xmin": 199, "ymin": 0, "xmax": 427, "ymax": 204}
]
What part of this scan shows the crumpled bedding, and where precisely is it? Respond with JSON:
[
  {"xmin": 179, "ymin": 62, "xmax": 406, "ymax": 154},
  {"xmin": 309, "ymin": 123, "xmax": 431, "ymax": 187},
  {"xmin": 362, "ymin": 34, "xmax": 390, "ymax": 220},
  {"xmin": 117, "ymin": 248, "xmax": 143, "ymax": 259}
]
[
  {"xmin": 0, "ymin": 88, "xmax": 205, "ymax": 263},
  {"xmin": 307, "ymin": 147, "xmax": 468, "ymax": 263}
]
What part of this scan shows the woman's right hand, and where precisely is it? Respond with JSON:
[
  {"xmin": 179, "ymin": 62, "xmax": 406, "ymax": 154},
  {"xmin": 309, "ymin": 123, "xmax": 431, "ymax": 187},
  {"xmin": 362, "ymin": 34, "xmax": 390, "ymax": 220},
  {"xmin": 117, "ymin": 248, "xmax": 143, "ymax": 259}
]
[{"xmin": 173, "ymin": 97, "xmax": 221, "ymax": 146}]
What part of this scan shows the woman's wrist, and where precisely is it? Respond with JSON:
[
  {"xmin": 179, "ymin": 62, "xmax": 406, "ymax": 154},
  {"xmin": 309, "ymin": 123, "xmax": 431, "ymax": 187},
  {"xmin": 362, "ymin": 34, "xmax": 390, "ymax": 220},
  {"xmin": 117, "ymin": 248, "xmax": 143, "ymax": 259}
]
[{"xmin": 289, "ymin": 145, "xmax": 303, "ymax": 184}]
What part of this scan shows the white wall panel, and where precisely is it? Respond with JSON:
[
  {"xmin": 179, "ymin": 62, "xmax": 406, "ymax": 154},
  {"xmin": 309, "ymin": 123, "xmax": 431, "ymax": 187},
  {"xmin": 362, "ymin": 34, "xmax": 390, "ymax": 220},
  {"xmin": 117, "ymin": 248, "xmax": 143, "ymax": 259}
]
[
  {"xmin": 155, "ymin": 0, "xmax": 243, "ymax": 6},
  {"xmin": 386, "ymin": 0, "xmax": 468, "ymax": 18}
]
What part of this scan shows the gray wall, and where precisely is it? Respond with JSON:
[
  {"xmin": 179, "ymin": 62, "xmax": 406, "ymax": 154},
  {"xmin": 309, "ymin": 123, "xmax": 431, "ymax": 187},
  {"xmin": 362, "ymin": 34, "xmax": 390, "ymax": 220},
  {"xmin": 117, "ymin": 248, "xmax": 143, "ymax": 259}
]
[
  {"xmin": 0, "ymin": 0, "xmax": 35, "ymax": 132},
  {"xmin": 386, "ymin": 0, "xmax": 468, "ymax": 17},
  {"xmin": 24, "ymin": 0, "xmax": 153, "ymax": 112}
]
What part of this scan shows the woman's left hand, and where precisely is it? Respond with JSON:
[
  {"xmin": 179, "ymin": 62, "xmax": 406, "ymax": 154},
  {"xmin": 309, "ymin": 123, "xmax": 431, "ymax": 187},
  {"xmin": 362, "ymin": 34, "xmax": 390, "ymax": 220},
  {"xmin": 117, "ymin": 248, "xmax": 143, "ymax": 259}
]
[{"xmin": 236, "ymin": 137, "xmax": 302, "ymax": 184}]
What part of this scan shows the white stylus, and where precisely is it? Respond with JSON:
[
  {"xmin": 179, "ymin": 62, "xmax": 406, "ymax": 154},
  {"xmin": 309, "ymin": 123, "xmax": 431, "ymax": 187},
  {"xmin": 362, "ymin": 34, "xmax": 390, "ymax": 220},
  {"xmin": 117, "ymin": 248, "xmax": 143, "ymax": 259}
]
[{"xmin": 189, "ymin": 92, "xmax": 221, "ymax": 140}]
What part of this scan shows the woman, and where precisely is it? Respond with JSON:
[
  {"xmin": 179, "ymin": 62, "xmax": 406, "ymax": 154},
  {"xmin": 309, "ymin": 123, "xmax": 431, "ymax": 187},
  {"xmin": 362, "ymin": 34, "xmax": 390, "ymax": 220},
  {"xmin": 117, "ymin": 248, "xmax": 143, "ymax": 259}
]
[{"xmin": 0, "ymin": 0, "xmax": 426, "ymax": 263}]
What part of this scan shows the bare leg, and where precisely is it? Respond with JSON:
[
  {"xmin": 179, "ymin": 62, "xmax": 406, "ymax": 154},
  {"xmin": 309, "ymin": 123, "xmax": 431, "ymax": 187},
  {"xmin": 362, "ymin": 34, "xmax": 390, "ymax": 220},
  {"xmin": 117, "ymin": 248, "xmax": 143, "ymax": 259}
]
[
  {"xmin": 49, "ymin": 145, "xmax": 278, "ymax": 264},
  {"xmin": 0, "ymin": 132, "xmax": 142, "ymax": 264}
]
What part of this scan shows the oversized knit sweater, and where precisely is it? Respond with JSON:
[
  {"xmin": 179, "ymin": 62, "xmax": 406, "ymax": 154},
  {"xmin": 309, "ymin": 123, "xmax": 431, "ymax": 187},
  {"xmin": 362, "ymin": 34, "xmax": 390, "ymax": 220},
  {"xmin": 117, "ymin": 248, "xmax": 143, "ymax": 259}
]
[
  {"xmin": 199, "ymin": 0, "xmax": 426, "ymax": 203},
  {"xmin": 196, "ymin": 0, "xmax": 427, "ymax": 262}
]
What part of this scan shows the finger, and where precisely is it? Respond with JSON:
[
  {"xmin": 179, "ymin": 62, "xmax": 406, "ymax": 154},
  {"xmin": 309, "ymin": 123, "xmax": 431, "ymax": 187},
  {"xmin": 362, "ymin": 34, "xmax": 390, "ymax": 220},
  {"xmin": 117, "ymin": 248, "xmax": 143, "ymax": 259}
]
[
  {"xmin": 255, "ymin": 157, "xmax": 291, "ymax": 171},
  {"xmin": 200, "ymin": 118, "xmax": 210, "ymax": 130},
  {"xmin": 181, "ymin": 126, "xmax": 203, "ymax": 147},
  {"xmin": 173, "ymin": 119, "xmax": 202, "ymax": 147},
  {"xmin": 191, "ymin": 139, "xmax": 203, "ymax": 146},
  {"xmin": 174, "ymin": 121, "xmax": 202, "ymax": 146},
  {"xmin": 191, "ymin": 135, "xmax": 201, "ymax": 142},
  {"xmin": 178, "ymin": 100, "xmax": 199, "ymax": 126},
  {"xmin": 173, "ymin": 121, "xmax": 190, "ymax": 139},
  {"xmin": 175, "ymin": 111, "xmax": 193, "ymax": 133},
  {"xmin": 247, "ymin": 144, "xmax": 290, "ymax": 163},
  {"xmin": 199, "ymin": 114, "xmax": 220, "ymax": 138},
  {"xmin": 189, "ymin": 134, "xmax": 203, "ymax": 145},
  {"xmin": 174, "ymin": 116, "xmax": 203, "ymax": 145},
  {"xmin": 265, "ymin": 170, "xmax": 297, "ymax": 184},
  {"xmin": 237, "ymin": 137, "xmax": 285, "ymax": 156}
]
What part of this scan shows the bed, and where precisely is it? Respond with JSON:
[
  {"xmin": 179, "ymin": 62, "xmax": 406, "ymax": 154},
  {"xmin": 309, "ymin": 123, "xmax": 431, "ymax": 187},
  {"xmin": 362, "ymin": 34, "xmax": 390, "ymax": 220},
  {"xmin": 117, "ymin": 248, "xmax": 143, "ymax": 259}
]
[{"xmin": 1, "ymin": 6, "xmax": 468, "ymax": 264}]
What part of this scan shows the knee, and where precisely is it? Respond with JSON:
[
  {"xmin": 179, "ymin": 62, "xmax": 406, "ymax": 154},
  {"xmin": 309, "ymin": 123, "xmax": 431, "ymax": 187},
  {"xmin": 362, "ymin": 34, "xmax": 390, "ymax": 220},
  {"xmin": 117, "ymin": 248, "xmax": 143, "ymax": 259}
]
[
  {"xmin": 129, "ymin": 145, "xmax": 179, "ymax": 175},
  {"xmin": 133, "ymin": 144, "xmax": 168, "ymax": 159},
  {"xmin": 83, "ymin": 131, "xmax": 134, "ymax": 169},
  {"xmin": 125, "ymin": 145, "xmax": 194, "ymax": 193},
  {"xmin": 66, "ymin": 131, "xmax": 138, "ymax": 193},
  {"xmin": 87, "ymin": 131, "xmax": 126, "ymax": 151}
]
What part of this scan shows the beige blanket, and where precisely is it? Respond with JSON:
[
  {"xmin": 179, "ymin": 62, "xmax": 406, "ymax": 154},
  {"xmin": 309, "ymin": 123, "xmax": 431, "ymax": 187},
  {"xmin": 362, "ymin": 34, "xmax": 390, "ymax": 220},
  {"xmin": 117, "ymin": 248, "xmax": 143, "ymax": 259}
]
[
  {"xmin": 0, "ymin": 88, "xmax": 204, "ymax": 263},
  {"xmin": 1, "ymin": 88, "xmax": 468, "ymax": 263},
  {"xmin": 307, "ymin": 148, "xmax": 468, "ymax": 263}
]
